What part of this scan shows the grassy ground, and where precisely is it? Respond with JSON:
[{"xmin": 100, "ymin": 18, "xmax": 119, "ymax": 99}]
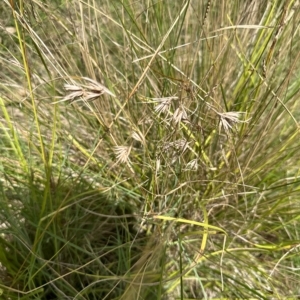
[{"xmin": 0, "ymin": 0, "xmax": 300, "ymax": 299}]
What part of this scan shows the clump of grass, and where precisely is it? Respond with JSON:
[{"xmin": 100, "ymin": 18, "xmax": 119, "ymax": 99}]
[{"xmin": 0, "ymin": 0, "xmax": 300, "ymax": 299}]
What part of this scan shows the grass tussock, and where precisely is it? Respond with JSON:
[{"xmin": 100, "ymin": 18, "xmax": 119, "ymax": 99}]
[{"xmin": 0, "ymin": 0, "xmax": 300, "ymax": 299}]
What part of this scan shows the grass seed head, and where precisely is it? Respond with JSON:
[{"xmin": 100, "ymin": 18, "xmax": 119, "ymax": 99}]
[
  {"xmin": 55, "ymin": 77, "xmax": 115, "ymax": 103},
  {"xmin": 217, "ymin": 111, "xmax": 250, "ymax": 133},
  {"xmin": 113, "ymin": 145, "xmax": 132, "ymax": 164},
  {"xmin": 153, "ymin": 96, "xmax": 178, "ymax": 115}
]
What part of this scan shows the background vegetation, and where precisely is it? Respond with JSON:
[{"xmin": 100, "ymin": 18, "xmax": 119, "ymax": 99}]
[{"xmin": 0, "ymin": 0, "xmax": 300, "ymax": 299}]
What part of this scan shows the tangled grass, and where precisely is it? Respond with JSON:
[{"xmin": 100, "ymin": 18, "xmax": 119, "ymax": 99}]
[{"xmin": 0, "ymin": 0, "xmax": 300, "ymax": 299}]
